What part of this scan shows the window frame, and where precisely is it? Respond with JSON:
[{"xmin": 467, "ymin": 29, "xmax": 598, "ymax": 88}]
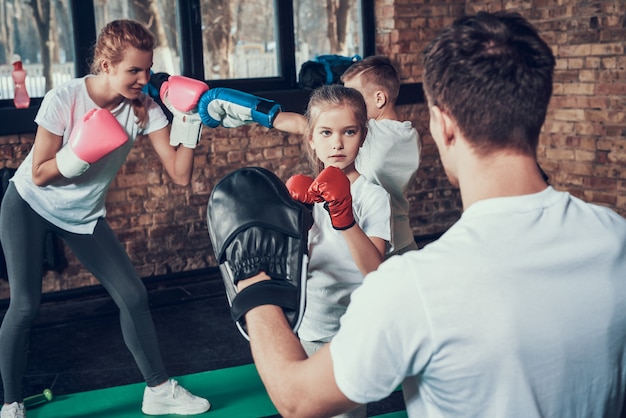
[{"xmin": 0, "ymin": 0, "xmax": 426, "ymax": 137}]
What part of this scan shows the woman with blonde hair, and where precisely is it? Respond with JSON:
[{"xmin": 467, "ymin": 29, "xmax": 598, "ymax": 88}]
[{"xmin": 0, "ymin": 19, "xmax": 210, "ymax": 417}]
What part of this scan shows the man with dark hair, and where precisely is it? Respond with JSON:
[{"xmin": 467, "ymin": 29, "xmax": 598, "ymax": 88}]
[{"xmin": 209, "ymin": 11, "xmax": 626, "ymax": 417}]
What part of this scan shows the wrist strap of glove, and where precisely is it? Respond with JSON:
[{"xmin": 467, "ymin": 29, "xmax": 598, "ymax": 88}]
[
  {"xmin": 230, "ymin": 280, "xmax": 300, "ymax": 322},
  {"xmin": 56, "ymin": 146, "xmax": 90, "ymax": 178},
  {"xmin": 170, "ymin": 114, "xmax": 202, "ymax": 149}
]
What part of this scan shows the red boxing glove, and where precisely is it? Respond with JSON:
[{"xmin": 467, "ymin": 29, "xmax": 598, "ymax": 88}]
[
  {"xmin": 286, "ymin": 174, "xmax": 319, "ymax": 205},
  {"xmin": 308, "ymin": 166, "xmax": 355, "ymax": 230}
]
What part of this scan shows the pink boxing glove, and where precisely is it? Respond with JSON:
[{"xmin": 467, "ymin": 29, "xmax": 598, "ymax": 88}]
[
  {"xmin": 56, "ymin": 108, "xmax": 128, "ymax": 178},
  {"xmin": 160, "ymin": 75, "xmax": 209, "ymax": 149},
  {"xmin": 160, "ymin": 75, "xmax": 209, "ymax": 112}
]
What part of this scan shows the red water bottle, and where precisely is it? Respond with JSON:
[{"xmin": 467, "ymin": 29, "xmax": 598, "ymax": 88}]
[{"xmin": 12, "ymin": 56, "xmax": 30, "ymax": 109}]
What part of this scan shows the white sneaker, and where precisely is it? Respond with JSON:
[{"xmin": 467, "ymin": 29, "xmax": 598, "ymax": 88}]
[
  {"xmin": 0, "ymin": 403, "xmax": 25, "ymax": 418},
  {"xmin": 141, "ymin": 379, "xmax": 211, "ymax": 415}
]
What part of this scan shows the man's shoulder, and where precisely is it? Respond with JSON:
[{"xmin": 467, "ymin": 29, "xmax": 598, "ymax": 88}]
[{"xmin": 560, "ymin": 189, "xmax": 626, "ymax": 229}]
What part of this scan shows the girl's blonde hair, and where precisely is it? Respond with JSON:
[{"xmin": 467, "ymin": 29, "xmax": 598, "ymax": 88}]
[
  {"xmin": 90, "ymin": 19, "xmax": 155, "ymax": 128},
  {"xmin": 304, "ymin": 84, "xmax": 368, "ymax": 174}
]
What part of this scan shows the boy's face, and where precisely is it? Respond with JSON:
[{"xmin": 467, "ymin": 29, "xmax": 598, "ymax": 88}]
[{"xmin": 342, "ymin": 75, "xmax": 378, "ymax": 120}]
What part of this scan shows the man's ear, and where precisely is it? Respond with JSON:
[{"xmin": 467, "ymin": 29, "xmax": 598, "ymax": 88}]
[{"xmin": 430, "ymin": 105, "xmax": 456, "ymax": 146}]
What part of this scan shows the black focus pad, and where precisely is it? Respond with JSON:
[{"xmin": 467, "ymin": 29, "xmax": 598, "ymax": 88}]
[
  {"xmin": 207, "ymin": 166, "xmax": 311, "ymax": 340},
  {"xmin": 222, "ymin": 225, "xmax": 292, "ymax": 284}
]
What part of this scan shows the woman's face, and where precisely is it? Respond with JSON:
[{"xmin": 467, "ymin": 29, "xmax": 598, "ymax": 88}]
[
  {"xmin": 308, "ymin": 104, "xmax": 365, "ymax": 174},
  {"xmin": 107, "ymin": 47, "xmax": 153, "ymax": 100}
]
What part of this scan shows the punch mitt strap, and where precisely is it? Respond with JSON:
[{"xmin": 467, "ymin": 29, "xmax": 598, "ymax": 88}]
[
  {"xmin": 207, "ymin": 166, "xmax": 311, "ymax": 340},
  {"xmin": 231, "ymin": 280, "xmax": 299, "ymax": 323}
]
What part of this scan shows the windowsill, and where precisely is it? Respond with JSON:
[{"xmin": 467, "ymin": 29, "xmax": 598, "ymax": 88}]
[
  {"xmin": 0, "ymin": 84, "xmax": 423, "ymax": 136},
  {"xmin": 258, "ymin": 82, "xmax": 424, "ymax": 114},
  {"xmin": 0, "ymin": 98, "xmax": 43, "ymax": 136}
]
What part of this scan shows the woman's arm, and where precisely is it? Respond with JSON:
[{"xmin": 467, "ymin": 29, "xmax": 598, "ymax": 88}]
[
  {"xmin": 31, "ymin": 126, "xmax": 65, "ymax": 186},
  {"xmin": 148, "ymin": 126, "xmax": 195, "ymax": 186}
]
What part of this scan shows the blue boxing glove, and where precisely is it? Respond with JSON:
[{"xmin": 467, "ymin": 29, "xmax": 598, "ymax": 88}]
[
  {"xmin": 142, "ymin": 71, "xmax": 173, "ymax": 122},
  {"xmin": 198, "ymin": 88, "xmax": 283, "ymax": 128}
]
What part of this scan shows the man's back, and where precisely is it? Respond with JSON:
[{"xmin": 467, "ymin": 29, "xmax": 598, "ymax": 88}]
[{"xmin": 331, "ymin": 186, "xmax": 626, "ymax": 417}]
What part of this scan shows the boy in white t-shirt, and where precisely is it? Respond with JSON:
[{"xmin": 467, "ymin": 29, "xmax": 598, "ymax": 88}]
[{"xmin": 340, "ymin": 56, "xmax": 420, "ymax": 256}]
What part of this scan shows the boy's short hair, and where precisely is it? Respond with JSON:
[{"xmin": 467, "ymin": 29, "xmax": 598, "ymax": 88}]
[
  {"xmin": 341, "ymin": 55, "xmax": 401, "ymax": 103},
  {"xmin": 422, "ymin": 11, "xmax": 555, "ymax": 157}
]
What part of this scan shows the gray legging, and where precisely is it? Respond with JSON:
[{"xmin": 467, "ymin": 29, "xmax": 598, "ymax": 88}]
[{"xmin": 0, "ymin": 183, "xmax": 168, "ymax": 403}]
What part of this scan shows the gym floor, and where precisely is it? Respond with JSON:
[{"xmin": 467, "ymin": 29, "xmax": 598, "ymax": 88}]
[{"xmin": 0, "ymin": 269, "xmax": 406, "ymax": 417}]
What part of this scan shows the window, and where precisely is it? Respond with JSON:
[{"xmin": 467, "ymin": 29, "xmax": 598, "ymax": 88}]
[
  {"xmin": 198, "ymin": 0, "xmax": 366, "ymax": 81},
  {"xmin": 0, "ymin": 1, "xmax": 75, "ymax": 99},
  {"xmin": 2, "ymin": 0, "xmax": 372, "ymax": 95},
  {"xmin": 0, "ymin": 0, "xmax": 375, "ymax": 134}
]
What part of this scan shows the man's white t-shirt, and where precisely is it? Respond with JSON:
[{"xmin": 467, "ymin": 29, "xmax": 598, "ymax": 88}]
[{"xmin": 331, "ymin": 187, "xmax": 626, "ymax": 417}]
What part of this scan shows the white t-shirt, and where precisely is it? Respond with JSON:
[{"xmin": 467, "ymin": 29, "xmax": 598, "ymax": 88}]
[
  {"xmin": 356, "ymin": 119, "xmax": 420, "ymax": 253},
  {"xmin": 330, "ymin": 186, "xmax": 626, "ymax": 417},
  {"xmin": 12, "ymin": 76, "xmax": 168, "ymax": 234},
  {"xmin": 298, "ymin": 175, "xmax": 391, "ymax": 342}
]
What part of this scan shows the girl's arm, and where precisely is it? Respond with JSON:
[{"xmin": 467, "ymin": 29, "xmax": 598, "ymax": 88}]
[
  {"xmin": 148, "ymin": 126, "xmax": 194, "ymax": 186},
  {"xmin": 342, "ymin": 226, "xmax": 386, "ymax": 275},
  {"xmin": 31, "ymin": 126, "xmax": 65, "ymax": 186}
]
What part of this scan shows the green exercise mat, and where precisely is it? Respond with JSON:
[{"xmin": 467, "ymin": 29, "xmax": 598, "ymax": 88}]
[
  {"xmin": 28, "ymin": 364, "xmax": 278, "ymax": 418},
  {"xmin": 27, "ymin": 363, "xmax": 406, "ymax": 418}
]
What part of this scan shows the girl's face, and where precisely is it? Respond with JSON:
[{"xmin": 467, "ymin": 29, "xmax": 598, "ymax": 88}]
[
  {"xmin": 309, "ymin": 104, "xmax": 365, "ymax": 174},
  {"xmin": 106, "ymin": 47, "xmax": 153, "ymax": 100}
]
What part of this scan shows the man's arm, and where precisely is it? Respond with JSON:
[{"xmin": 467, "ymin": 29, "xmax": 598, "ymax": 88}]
[{"xmin": 242, "ymin": 275, "xmax": 361, "ymax": 418}]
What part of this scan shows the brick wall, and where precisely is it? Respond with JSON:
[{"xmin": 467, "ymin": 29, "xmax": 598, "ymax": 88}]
[
  {"xmin": 1, "ymin": 0, "xmax": 624, "ymax": 298},
  {"xmin": 463, "ymin": 0, "xmax": 626, "ymax": 214}
]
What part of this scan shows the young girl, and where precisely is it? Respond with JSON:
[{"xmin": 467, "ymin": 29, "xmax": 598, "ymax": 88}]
[
  {"xmin": 287, "ymin": 84, "xmax": 391, "ymax": 418},
  {"xmin": 0, "ymin": 20, "xmax": 210, "ymax": 417}
]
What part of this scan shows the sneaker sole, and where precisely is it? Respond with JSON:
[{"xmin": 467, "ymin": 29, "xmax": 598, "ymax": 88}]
[{"xmin": 141, "ymin": 402, "xmax": 211, "ymax": 415}]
